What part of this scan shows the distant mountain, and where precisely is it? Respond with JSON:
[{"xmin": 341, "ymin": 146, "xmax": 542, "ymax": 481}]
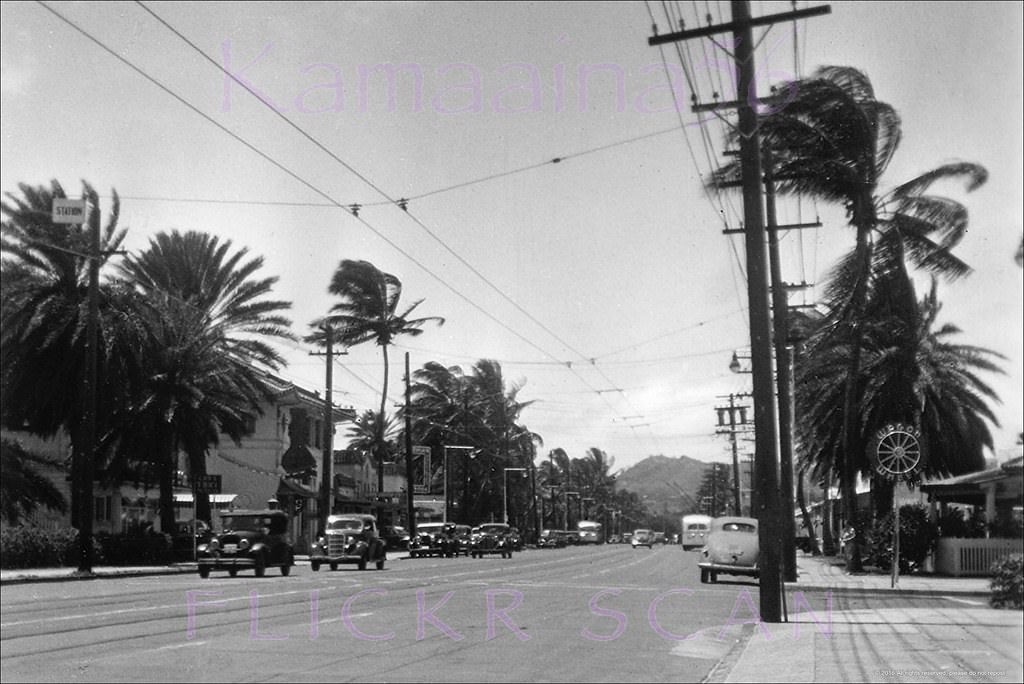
[{"xmin": 614, "ymin": 454, "xmax": 724, "ymax": 516}]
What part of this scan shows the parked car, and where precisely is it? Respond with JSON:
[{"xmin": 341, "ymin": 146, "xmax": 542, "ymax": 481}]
[
  {"xmin": 653, "ymin": 531, "xmax": 666, "ymax": 544},
  {"xmin": 451, "ymin": 524, "xmax": 473, "ymax": 556},
  {"xmin": 631, "ymin": 529, "xmax": 654, "ymax": 549},
  {"xmin": 197, "ymin": 509, "xmax": 294, "ymax": 578},
  {"xmin": 622, "ymin": 532, "xmax": 633, "ymax": 544},
  {"xmin": 606, "ymin": 534, "xmax": 621, "ymax": 544},
  {"xmin": 172, "ymin": 519, "xmax": 211, "ymax": 560},
  {"xmin": 507, "ymin": 526, "xmax": 524, "ymax": 551},
  {"xmin": 565, "ymin": 530, "xmax": 581, "ymax": 545},
  {"xmin": 538, "ymin": 529, "xmax": 567, "ymax": 548},
  {"xmin": 310, "ymin": 514, "xmax": 387, "ymax": 571},
  {"xmin": 470, "ymin": 523, "xmax": 515, "ymax": 558},
  {"xmin": 698, "ymin": 517, "xmax": 760, "ymax": 584},
  {"xmin": 381, "ymin": 525, "xmax": 410, "ymax": 551},
  {"xmin": 410, "ymin": 522, "xmax": 456, "ymax": 558}
]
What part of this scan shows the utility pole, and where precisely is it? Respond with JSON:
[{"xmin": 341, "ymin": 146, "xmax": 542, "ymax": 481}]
[
  {"xmin": 404, "ymin": 353, "xmax": 416, "ymax": 537},
  {"xmin": 716, "ymin": 393, "xmax": 751, "ymax": 515},
  {"xmin": 310, "ymin": 326, "xmax": 347, "ymax": 534},
  {"xmin": 321, "ymin": 326, "xmax": 334, "ymax": 531},
  {"xmin": 82, "ymin": 204, "xmax": 99, "ymax": 574},
  {"xmin": 648, "ymin": 0, "xmax": 830, "ymax": 623}
]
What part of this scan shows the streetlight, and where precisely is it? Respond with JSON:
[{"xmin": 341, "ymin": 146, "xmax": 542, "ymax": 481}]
[
  {"xmin": 729, "ymin": 350, "xmax": 752, "ymax": 374},
  {"xmin": 443, "ymin": 446, "xmax": 476, "ymax": 524},
  {"xmin": 503, "ymin": 468, "xmax": 527, "ymax": 524}
]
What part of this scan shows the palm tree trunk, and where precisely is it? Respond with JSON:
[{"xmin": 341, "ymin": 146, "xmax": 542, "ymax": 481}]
[
  {"xmin": 378, "ymin": 344, "xmax": 389, "ymax": 494},
  {"xmin": 157, "ymin": 426, "xmax": 177, "ymax": 535},
  {"xmin": 796, "ymin": 467, "xmax": 821, "ymax": 556},
  {"xmin": 839, "ymin": 217, "xmax": 875, "ymax": 573}
]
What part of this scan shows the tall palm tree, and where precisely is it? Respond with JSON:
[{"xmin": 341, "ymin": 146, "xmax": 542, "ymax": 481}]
[
  {"xmin": 712, "ymin": 66, "xmax": 987, "ymax": 569},
  {"xmin": 323, "ymin": 260, "xmax": 443, "ymax": 492},
  {"xmin": 118, "ymin": 230, "xmax": 293, "ymax": 530},
  {"xmin": 1, "ymin": 180, "xmax": 126, "ymax": 526}
]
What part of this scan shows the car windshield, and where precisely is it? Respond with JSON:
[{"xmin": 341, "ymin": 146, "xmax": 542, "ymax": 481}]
[
  {"xmin": 720, "ymin": 522, "xmax": 756, "ymax": 533},
  {"xmin": 634, "ymin": 529, "xmax": 651, "ymax": 536},
  {"xmin": 327, "ymin": 518, "xmax": 364, "ymax": 531},
  {"xmin": 687, "ymin": 524, "xmax": 708, "ymax": 531},
  {"xmin": 221, "ymin": 515, "xmax": 267, "ymax": 531}
]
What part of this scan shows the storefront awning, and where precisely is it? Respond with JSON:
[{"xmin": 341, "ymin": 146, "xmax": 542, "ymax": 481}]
[{"xmin": 173, "ymin": 493, "xmax": 238, "ymax": 505}]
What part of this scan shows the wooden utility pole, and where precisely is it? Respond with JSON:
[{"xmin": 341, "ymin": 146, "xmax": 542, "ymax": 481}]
[
  {"xmin": 716, "ymin": 393, "xmax": 751, "ymax": 515},
  {"xmin": 404, "ymin": 352, "xmax": 416, "ymax": 537},
  {"xmin": 81, "ymin": 206, "xmax": 99, "ymax": 573},
  {"xmin": 320, "ymin": 326, "xmax": 334, "ymax": 531},
  {"xmin": 649, "ymin": 0, "xmax": 830, "ymax": 623}
]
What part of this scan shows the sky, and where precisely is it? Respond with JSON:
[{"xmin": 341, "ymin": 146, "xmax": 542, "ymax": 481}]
[{"xmin": 2, "ymin": 1, "xmax": 1022, "ymax": 475}]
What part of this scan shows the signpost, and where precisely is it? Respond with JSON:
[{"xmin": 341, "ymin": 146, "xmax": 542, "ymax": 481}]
[
  {"xmin": 873, "ymin": 423, "xmax": 922, "ymax": 589},
  {"xmin": 412, "ymin": 446, "xmax": 431, "ymax": 494}
]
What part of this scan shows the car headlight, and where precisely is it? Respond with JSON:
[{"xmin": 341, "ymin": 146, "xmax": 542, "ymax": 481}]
[
  {"xmin": 208, "ymin": 539, "xmax": 220, "ymax": 551},
  {"xmin": 239, "ymin": 539, "xmax": 251, "ymax": 551}
]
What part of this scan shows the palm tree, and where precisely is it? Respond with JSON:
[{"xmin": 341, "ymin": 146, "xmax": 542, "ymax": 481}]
[
  {"xmin": 118, "ymin": 230, "xmax": 293, "ymax": 530},
  {"xmin": 321, "ymin": 260, "xmax": 443, "ymax": 492},
  {"xmin": 1, "ymin": 180, "xmax": 126, "ymax": 526},
  {"xmin": 712, "ymin": 66, "xmax": 987, "ymax": 569},
  {"xmin": 1, "ymin": 438, "xmax": 67, "ymax": 525}
]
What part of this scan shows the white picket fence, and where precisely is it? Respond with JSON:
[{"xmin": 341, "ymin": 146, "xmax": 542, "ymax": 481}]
[{"xmin": 935, "ymin": 537, "xmax": 1023, "ymax": 577}]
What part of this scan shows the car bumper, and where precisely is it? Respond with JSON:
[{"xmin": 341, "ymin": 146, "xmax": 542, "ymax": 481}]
[
  {"xmin": 310, "ymin": 553, "xmax": 365, "ymax": 564},
  {"xmin": 198, "ymin": 555, "xmax": 256, "ymax": 569},
  {"xmin": 698, "ymin": 561, "xmax": 759, "ymax": 576}
]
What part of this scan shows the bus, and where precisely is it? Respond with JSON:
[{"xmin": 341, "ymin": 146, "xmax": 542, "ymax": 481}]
[
  {"xmin": 681, "ymin": 514, "xmax": 713, "ymax": 550},
  {"xmin": 577, "ymin": 520, "xmax": 604, "ymax": 544}
]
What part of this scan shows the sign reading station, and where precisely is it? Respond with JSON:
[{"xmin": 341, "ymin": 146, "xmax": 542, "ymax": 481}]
[{"xmin": 52, "ymin": 199, "xmax": 87, "ymax": 224}]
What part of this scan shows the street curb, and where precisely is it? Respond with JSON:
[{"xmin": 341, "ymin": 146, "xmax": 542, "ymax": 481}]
[
  {"xmin": 783, "ymin": 582, "xmax": 991, "ymax": 599},
  {"xmin": 1, "ymin": 565, "xmax": 197, "ymax": 586}
]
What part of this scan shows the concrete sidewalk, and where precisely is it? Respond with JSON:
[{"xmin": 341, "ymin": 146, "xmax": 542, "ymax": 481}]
[{"xmin": 712, "ymin": 554, "xmax": 1023, "ymax": 683}]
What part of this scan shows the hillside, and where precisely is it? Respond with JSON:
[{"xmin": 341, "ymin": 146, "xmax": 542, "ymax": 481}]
[{"xmin": 614, "ymin": 454, "xmax": 726, "ymax": 517}]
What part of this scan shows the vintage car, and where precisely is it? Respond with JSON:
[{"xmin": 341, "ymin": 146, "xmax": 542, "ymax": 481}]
[
  {"xmin": 698, "ymin": 516, "xmax": 760, "ymax": 583},
  {"xmin": 451, "ymin": 524, "xmax": 473, "ymax": 556},
  {"xmin": 197, "ymin": 510, "xmax": 294, "ymax": 578},
  {"xmin": 311, "ymin": 514, "xmax": 386, "ymax": 571},
  {"xmin": 537, "ymin": 529, "xmax": 566, "ymax": 548},
  {"xmin": 409, "ymin": 522, "xmax": 459, "ymax": 558},
  {"xmin": 631, "ymin": 528, "xmax": 654, "ymax": 549},
  {"xmin": 381, "ymin": 525, "xmax": 410, "ymax": 551},
  {"xmin": 682, "ymin": 514, "xmax": 712, "ymax": 550},
  {"xmin": 470, "ymin": 523, "xmax": 515, "ymax": 558},
  {"xmin": 507, "ymin": 527, "xmax": 525, "ymax": 551}
]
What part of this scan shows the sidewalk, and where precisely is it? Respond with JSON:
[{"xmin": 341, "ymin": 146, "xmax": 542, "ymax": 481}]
[{"xmin": 713, "ymin": 554, "xmax": 1024, "ymax": 683}]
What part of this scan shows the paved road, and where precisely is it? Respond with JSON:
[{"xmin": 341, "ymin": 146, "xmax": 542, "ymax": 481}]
[{"xmin": 2, "ymin": 544, "xmax": 779, "ymax": 682}]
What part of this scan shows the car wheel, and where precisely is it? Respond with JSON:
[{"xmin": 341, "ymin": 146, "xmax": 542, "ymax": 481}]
[
  {"xmin": 700, "ymin": 568, "xmax": 709, "ymax": 584},
  {"xmin": 228, "ymin": 569, "xmax": 238, "ymax": 578},
  {"xmin": 329, "ymin": 562, "xmax": 338, "ymax": 571},
  {"xmin": 281, "ymin": 558, "xmax": 292, "ymax": 576},
  {"xmin": 311, "ymin": 561, "xmax": 320, "ymax": 572},
  {"xmin": 358, "ymin": 555, "xmax": 367, "ymax": 571},
  {"xmin": 376, "ymin": 559, "xmax": 385, "ymax": 570},
  {"xmin": 198, "ymin": 566, "xmax": 210, "ymax": 579},
  {"xmin": 255, "ymin": 553, "xmax": 266, "ymax": 578}
]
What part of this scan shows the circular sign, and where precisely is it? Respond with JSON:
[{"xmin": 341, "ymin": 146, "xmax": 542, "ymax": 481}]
[{"xmin": 873, "ymin": 423, "xmax": 922, "ymax": 477}]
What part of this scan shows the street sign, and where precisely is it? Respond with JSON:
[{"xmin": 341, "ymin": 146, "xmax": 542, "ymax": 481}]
[
  {"xmin": 192, "ymin": 475, "xmax": 222, "ymax": 494},
  {"xmin": 412, "ymin": 445, "xmax": 431, "ymax": 494},
  {"xmin": 52, "ymin": 199, "xmax": 87, "ymax": 224}
]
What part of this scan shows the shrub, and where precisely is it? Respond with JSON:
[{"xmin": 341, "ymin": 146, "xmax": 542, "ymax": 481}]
[
  {"xmin": 936, "ymin": 507, "xmax": 987, "ymax": 539},
  {"xmin": 989, "ymin": 554, "xmax": 1023, "ymax": 610},
  {"xmin": 865, "ymin": 503, "xmax": 938, "ymax": 573},
  {"xmin": 1, "ymin": 525, "xmax": 104, "ymax": 569}
]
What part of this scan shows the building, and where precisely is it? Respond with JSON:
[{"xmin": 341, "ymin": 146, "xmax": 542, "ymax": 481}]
[{"xmin": 3, "ymin": 370, "xmax": 355, "ymax": 553}]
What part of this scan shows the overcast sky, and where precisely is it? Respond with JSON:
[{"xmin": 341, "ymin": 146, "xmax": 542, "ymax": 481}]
[{"xmin": 2, "ymin": 1, "xmax": 1021, "ymax": 473}]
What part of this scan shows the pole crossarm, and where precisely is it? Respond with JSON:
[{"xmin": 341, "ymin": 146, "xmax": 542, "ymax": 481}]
[{"xmin": 648, "ymin": 5, "xmax": 831, "ymax": 45}]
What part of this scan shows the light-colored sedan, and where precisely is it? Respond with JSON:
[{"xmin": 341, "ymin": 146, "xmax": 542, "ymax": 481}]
[{"xmin": 698, "ymin": 517, "xmax": 759, "ymax": 584}]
